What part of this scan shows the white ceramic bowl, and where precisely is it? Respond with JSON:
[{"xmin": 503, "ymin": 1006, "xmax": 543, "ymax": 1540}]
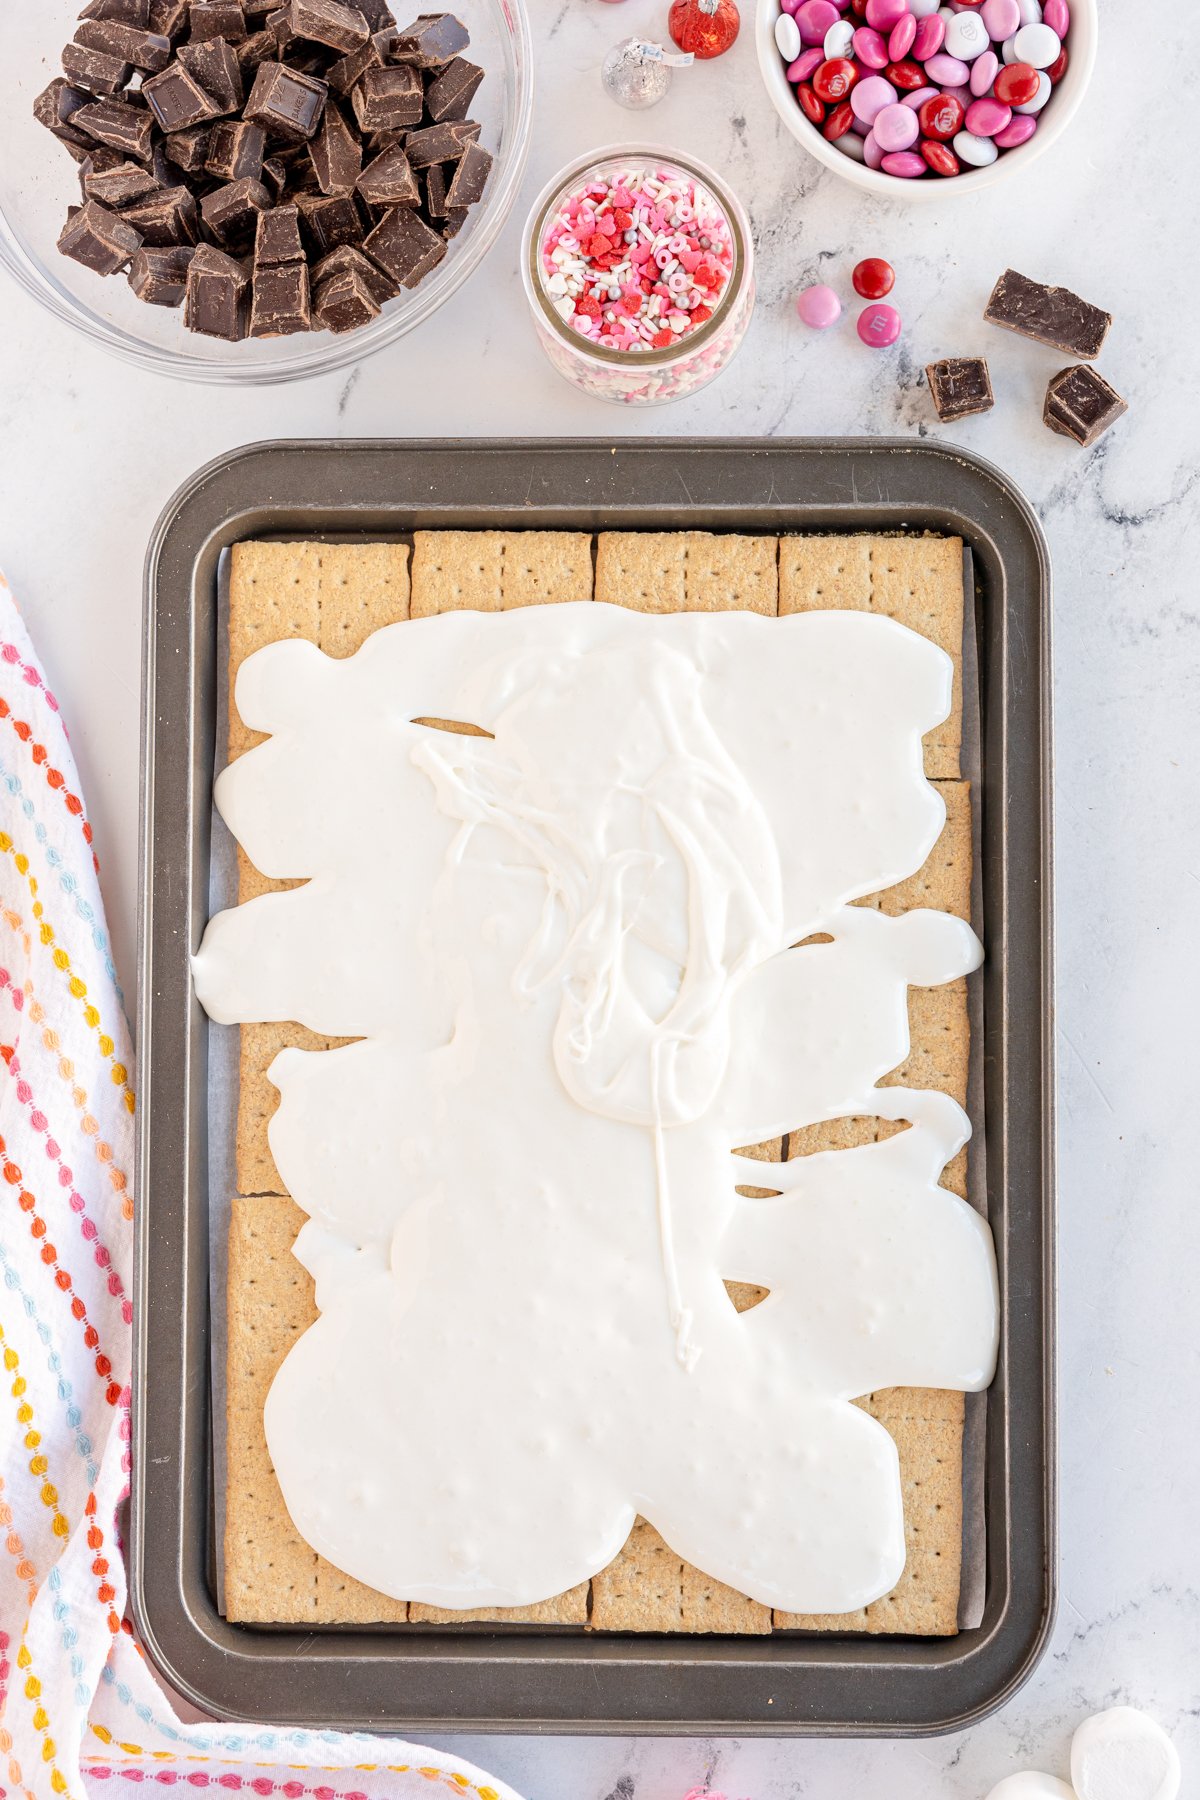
[
  {"xmin": 756, "ymin": 0, "xmax": 1097, "ymax": 201},
  {"xmin": 0, "ymin": 0, "xmax": 533, "ymax": 383}
]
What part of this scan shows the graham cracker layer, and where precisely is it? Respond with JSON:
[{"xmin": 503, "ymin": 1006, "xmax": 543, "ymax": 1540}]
[{"xmin": 224, "ymin": 531, "xmax": 976, "ymax": 1634}]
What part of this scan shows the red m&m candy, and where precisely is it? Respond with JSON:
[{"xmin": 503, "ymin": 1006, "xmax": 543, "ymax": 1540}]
[
  {"xmin": 813, "ymin": 56, "xmax": 859, "ymax": 102},
  {"xmin": 852, "ymin": 257, "xmax": 895, "ymax": 299},
  {"xmin": 797, "ymin": 82, "xmax": 825, "ymax": 123},
  {"xmin": 918, "ymin": 93, "xmax": 965, "ymax": 140},
  {"xmin": 993, "ymin": 60, "xmax": 1041, "ymax": 106},
  {"xmin": 920, "ymin": 139, "xmax": 961, "ymax": 176},
  {"xmin": 1046, "ymin": 44, "xmax": 1069, "ymax": 82},
  {"xmin": 822, "ymin": 98, "xmax": 856, "ymax": 139},
  {"xmin": 885, "ymin": 58, "xmax": 927, "ymax": 91}
]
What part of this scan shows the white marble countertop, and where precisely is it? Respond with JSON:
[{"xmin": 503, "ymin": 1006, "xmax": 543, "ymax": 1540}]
[{"xmin": 2, "ymin": 2, "xmax": 1197, "ymax": 1795}]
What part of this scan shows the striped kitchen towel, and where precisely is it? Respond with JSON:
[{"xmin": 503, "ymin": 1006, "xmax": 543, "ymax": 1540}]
[{"xmin": 0, "ymin": 572, "xmax": 523, "ymax": 1800}]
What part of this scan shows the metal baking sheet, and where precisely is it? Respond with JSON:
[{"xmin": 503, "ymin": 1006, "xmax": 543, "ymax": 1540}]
[{"xmin": 132, "ymin": 438, "xmax": 1056, "ymax": 1737}]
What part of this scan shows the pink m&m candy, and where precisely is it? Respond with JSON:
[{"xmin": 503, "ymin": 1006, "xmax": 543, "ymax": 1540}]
[
  {"xmin": 970, "ymin": 48, "xmax": 999, "ymax": 95},
  {"xmin": 879, "ymin": 150, "xmax": 925, "ymax": 177},
  {"xmin": 787, "ymin": 46, "xmax": 825, "ymax": 81},
  {"xmin": 993, "ymin": 110, "xmax": 1037, "ymax": 146},
  {"xmin": 981, "ymin": 0, "xmax": 1020, "ymax": 36},
  {"xmin": 865, "ymin": 0, "xmax": 909, "ymax": 30},
  {"xmin": 862, "ymin": 129, "xmax": 885, "ymax": 168},
  {"xmin": 925, "ymin": 51, "xmax": 969, "ymax": 83},
  {"xmin": 888, "ymin": 12, "xmax": 917, "ymax": 59},
  {"xmin": 796, "ymin": 282, "xmax": 842, "ymax": 328},
  {"xmin": 850, "ymin": 73, "xmax": 897, "ymax": 123},
  {"xmin": 872, "ymin": 100, "xmax": 919, "ymax": 151},
  {"xmin": 1042, "ymin": 0, "xmax": 1068, "ymax": 32},
  {"xmin": 911, "ymin": 13, "xmax": 945, "ymax": 58},
  {"xmin": 795, "ymin": 0, "xmax": 842, "ymax": 45},
  {"xmin": 965, "ymin": 95, "xmax": 1011, "ymax": 134},
  {"xmin": 852, "ymin": 25, "xmax": 891, "ymax": 68},
  {"xmin": 858, "ymin": 301, "xmax": 903, "ymax": 345}
]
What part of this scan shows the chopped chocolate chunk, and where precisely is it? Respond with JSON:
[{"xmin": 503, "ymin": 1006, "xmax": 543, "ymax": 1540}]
[
  {"xmin": 314, "ymin": 262, "xmax": 379, "ymax": 331},
  {"xmin": 205, "ymin": 117, "xmax": 266, "ymax": 179},
  {"xmin": 237, "ymin": 28, "xmax": 280, "ymax": 71},
  {"xmin": 249, "ymin": 257, "xmax": 312, "ymax": 333},
  {"xmin": 423, "ymin": 55, "xmax": 482, "ymax": 122},
  {"xmin": 364, "ymin": 201, "xmax": 443, "ymax": 286},
  {"xmin": 421, "ymin": 157, "xmax": 448, "ymax": 217},
  {"xmin": 244, "ymin": 59, "xmax": 328, "ymax": 138},
  {"xmin": 254, "ymin": 202, "xmax": 303, "ymax": 263},
  {"xmin": 149, "ymin": 0, "xmax": 191, "ymax": 34},
  {"xmin": 356, "ymin": 141, "xmax": 417, "ymax": 205},
  {"xmin": 58, "ymin": 198, "xmax": 143, "ymax": 274},
  {"xmin": 355, "ymin": 0, "xmax": 396, "ymax": 25},
  {"xmin": 402, "ymin": 120, "xmax": 467, "ymax": 166},
  {"xmin": 284, "ymin": 0, "xmax": 370, "ymax": 52},
  {"xmin": 164, "ymin": 123, "xmax": 212, "ymax": 169},
  {"xmin": 33, "ymin": 79, "xmax": 93, "ymax": 151},
  {"xmin": 925, "ymin": 356, "xmax": 995, "ymax": 423},
  {"xmin": 187, "ymin": 1, "xmax": 249, "ymax": 41},
  {"xmin": 311, "ymin": 240, "xmax": 395, "ymax": 300},
  {"xmin": 309, "ymin": 100, "xmax": 362, "ymax": 192},
  {"xmin": 143, "ymin": 59, "xmax": 223, "ymax": 131},
  {"xmin": 83, "ymin": 157, "xmax": 163, "ymax": 206},
  {"xmin": 122, "ymin": 183, "xmax": 200, "ymax": 243},
  {"xmin": 984, "ymin": 268, "xmax": 1112, "ymax": 360},
  {"xmin": 128, "ymin": 242, "xmax": 195, "ymax": 303},
  {"xmin": 74, "ymin": 97, "xmax": 159, "ymax": 157},
  {"xmin": 184, "ymin": 241, "xmax": 250, "ymax": 336},
  {"xmin": 442, "ymin": 203, "xmax": 466, "ymax": 238},
  {"xmin": 61, "ymin": 42, "xmax": 132, "ymax": 97},
  {"xmin": 74, "ymin": 18, "xmax": 173, "ymax": 71},
  {"xmin": 260, "ymin": 153, "xmax": 288, "ymax": 198},
  {"xmin": 179, "ymin": 37, "xmax": 245, "ymax": 112},
  {"xmin": 444, "ymin": 137, "xmax": 489, "ymax": 207},
  {"xmin": 326, "ymin": 29, "xmax": 387, "ymax": 91},
  {"xmin": 391, "ymin": 13, "xmax": 469, "ymax": 67},
  {"xmin": 350, "ymin": 63, "xmax": 422, "ymax": 130},
  {"xmin": 1043, "ymin": 364, "xmax": 1128, "ymax": 448},
  {"xmin": 200, "ymin": 174, "xmax": 270, "ymax": 243},
  {"xmin": 82, "ymin": 0, "xmax": 152, "ymax": 23},
  {"xmin": 295, "ymin": 189, "xmax": 363, "ymax": 253}
]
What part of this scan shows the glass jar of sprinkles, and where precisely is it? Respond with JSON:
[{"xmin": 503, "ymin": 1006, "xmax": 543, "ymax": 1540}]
[{"xmin": 520, "ymin": 146, "xmax": 755, "ymax": 406}]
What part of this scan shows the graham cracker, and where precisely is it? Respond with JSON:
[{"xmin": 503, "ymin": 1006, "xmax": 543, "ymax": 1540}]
[
  {"xmin": 410, "ymin": 530, "xmax": 593, "ymax": 614},
  {"xmin": 778, "ymin": 534, "xmax": 964, "ymax": 779},
  {"xmin": 224, "ymin": 532, "xmax": 977, "ymax": 1637},
  {"xmin": 595, "ymin": 531, "xmax": 778, "ymax": 616}
]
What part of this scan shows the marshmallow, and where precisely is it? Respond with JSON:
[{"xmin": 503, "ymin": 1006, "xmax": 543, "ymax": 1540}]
[
  {"xmin": 1071, "ymin": 1708, "xmax": 1181, "ymax": 1800},
  {"xmin": 986, "ymin": 1776, "xmax": 1077, "ymax": 1800}
]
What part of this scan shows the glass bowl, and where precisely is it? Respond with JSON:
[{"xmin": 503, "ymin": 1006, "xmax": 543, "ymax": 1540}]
[
  {"xmin": 0, "ymin": 0, "xmax": 533, "ymax": 383},
  {"xmin": 520, "ymin": 145, "xmax": 755, "ymax": 407}
]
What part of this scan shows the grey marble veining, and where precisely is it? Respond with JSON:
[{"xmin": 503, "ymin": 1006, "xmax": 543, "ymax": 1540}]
[{"xmin": 2, "ymin": 1, "xmax": 1198, "ymax": 1794}]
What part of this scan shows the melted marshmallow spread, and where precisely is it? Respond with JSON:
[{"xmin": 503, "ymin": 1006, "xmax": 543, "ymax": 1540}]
[{"xmin": 193, "ymin": 602, "xmax": 999, "ymax": 1615}]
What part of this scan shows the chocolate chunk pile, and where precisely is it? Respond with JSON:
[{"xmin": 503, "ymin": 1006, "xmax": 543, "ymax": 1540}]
[{"xmin": 35, "ymin": 0, "xmax": 492, "ymax": 342}]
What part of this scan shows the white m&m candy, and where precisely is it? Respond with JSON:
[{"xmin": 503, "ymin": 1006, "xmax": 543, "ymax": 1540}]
[
  {"xmin": 945, "ymin": 10, "xmax": 991, "ymax": 58},
  {"xmin": 1013, "ymin": 20, "xmax": 1061, "ymax": 65},
  {"xmin": 824, "ymin": 18, "xmax": 856, "ymax": 56},
  {"xmin": 953, "ymin": 128, "xmax": 999, "ymax": 165},
  {"xmin": 775, "ymin": 10, "xmax": 803, "ymax": 61}
]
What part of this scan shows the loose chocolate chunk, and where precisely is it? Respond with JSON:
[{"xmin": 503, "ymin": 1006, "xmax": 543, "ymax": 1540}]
[
  {"xmin": 122, "ymin": 183, "xmax": 200, "ymax": 243},
  {"xmin": 364, "ymin": 201, "xmax": 443, "ymax": 286},
  {"xmin": 255, "ymin": 202, "xmax": 304, "ymax": 262},
  {"xmin": 188, "ymin": 1, "xmax": 249, "ymax": 41},
  {"xmin": 350, "ymin": 63, "xmax": 422, "ymax": 131},
  {"xmin": 285, "ymin": 0, "xmax": 370, "ymax": 52},
  {"xmin": 143, "ymin": 60, "xmax": 223, "ymax": 131},
  {"xmin": 149, "ymin": 0, "xmax": 191, "ymax": 36},
  {"xmin": 312, "ymin": 240, "xmax": 396, "ymax": 300},
  {"xmin": 74, "ymin": 19, "xmax": 173, "ymax": 71},
  {"xmin": 309, "ymin": 101, "xmax": 362, "ymax": 192},
  {"xmin": 200, "ymin": 175, "xmax": 270, "ymax": 243},
  {"xmin": 237, "ymin": 29, "xmax": 280, "ymax": 72},
  {"xmin": 325, "ymin": 29, "xmax": 387, "ymax": 92},
  {"xmin": 402, "ymin": 120, "xmax": 468, "ymax": 166},
  {"xmin": 244, "ymin": 59, "xmax": 328, "ymax": 138},
  {"xmin": 184, "ymin": 242, "xmax": 250, "ymax": 336},
  {"xmin": 74, "ymin": 97, "xmax": 159, "ymax": 157},
  {"xmin": 421, "ymin": 157, "xmax": 448, "ymax": 217},
  {"xmin": 1043, "ymin": 364, "xmax": 1128, "ymax": 448},
  {"xmin": 261, "ymin": 153, "xmax": 288, "ymax": 198},
  {"xmin": 314, "ymin": 263, "xmax": 380, "ymax": 331},
  {"xmin": 356, "ymin": 141, "xmax": 417, "ymax": 205},
  {"xmin": 984, "ymin": 268, "xmax": 1112, "ymax": 360},
  {"xmin": 391, "ymin": 13, "xmax": 468, "ymax": 67},
  {"xmin": 33, "ymin": 79, "xmax": 94, "ymax": 151},
  {"xmin": 128, "ymin": 242, "xmax": 195, "ymax": 302},
  {"xmin": 83, "ymin": 157, "xmax": 163, "ymax": 206},
  {"xmin": 179, "ymin": 37, "xmax": 245, "ymax": 112},
  {"xmin": 442, "ymin": 203, "xmax": 466, "ymax": 238},
  {"xmin": 249, "ymin": 257, "xmax": 312, "ymax": 333},
  {"xmin": 355, "ymin": 0, "xmax": 396, "ymax": 25},
  {"xmin": 925, "ymin": 356, "xmax": 995, "ymax": 423},
  {"xmin": 61, "ymin": 42, "xmax": 132, "ymax": 97},
  {"xmin": 58, "ymin": 198, "xmax": 143, "ymax": 274},
  {"xmin": 206, "ymin": 117, "xmax": 266, "ymax": 179},
  {"xmin": 164, "ymin": 123, "xmax": 212, "ymax": 169},
  {"xmin": 423, "ymin": 55, "xmax": 482, "ymax": 122},
  {"xmin": 444, "ymin": 136, "xmax": 490, "ymax": 207},
  {"xmin": 82, "ymin": 0, "xmax": 152, "ymax": 23},
  {"xmin": 295, "ymin": 189, "xmax": 363, "ymax": 253}
]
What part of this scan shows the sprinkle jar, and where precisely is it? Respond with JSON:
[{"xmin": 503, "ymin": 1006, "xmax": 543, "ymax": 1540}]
[{"xmin": 520, "ymin": 147, "xmax": 754, "ymax": 406}]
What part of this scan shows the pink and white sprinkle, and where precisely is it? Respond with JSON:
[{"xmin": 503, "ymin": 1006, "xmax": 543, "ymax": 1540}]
[{"xmin": 539, "ymin": 164, "xmax": 735, "ymax": 354}]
